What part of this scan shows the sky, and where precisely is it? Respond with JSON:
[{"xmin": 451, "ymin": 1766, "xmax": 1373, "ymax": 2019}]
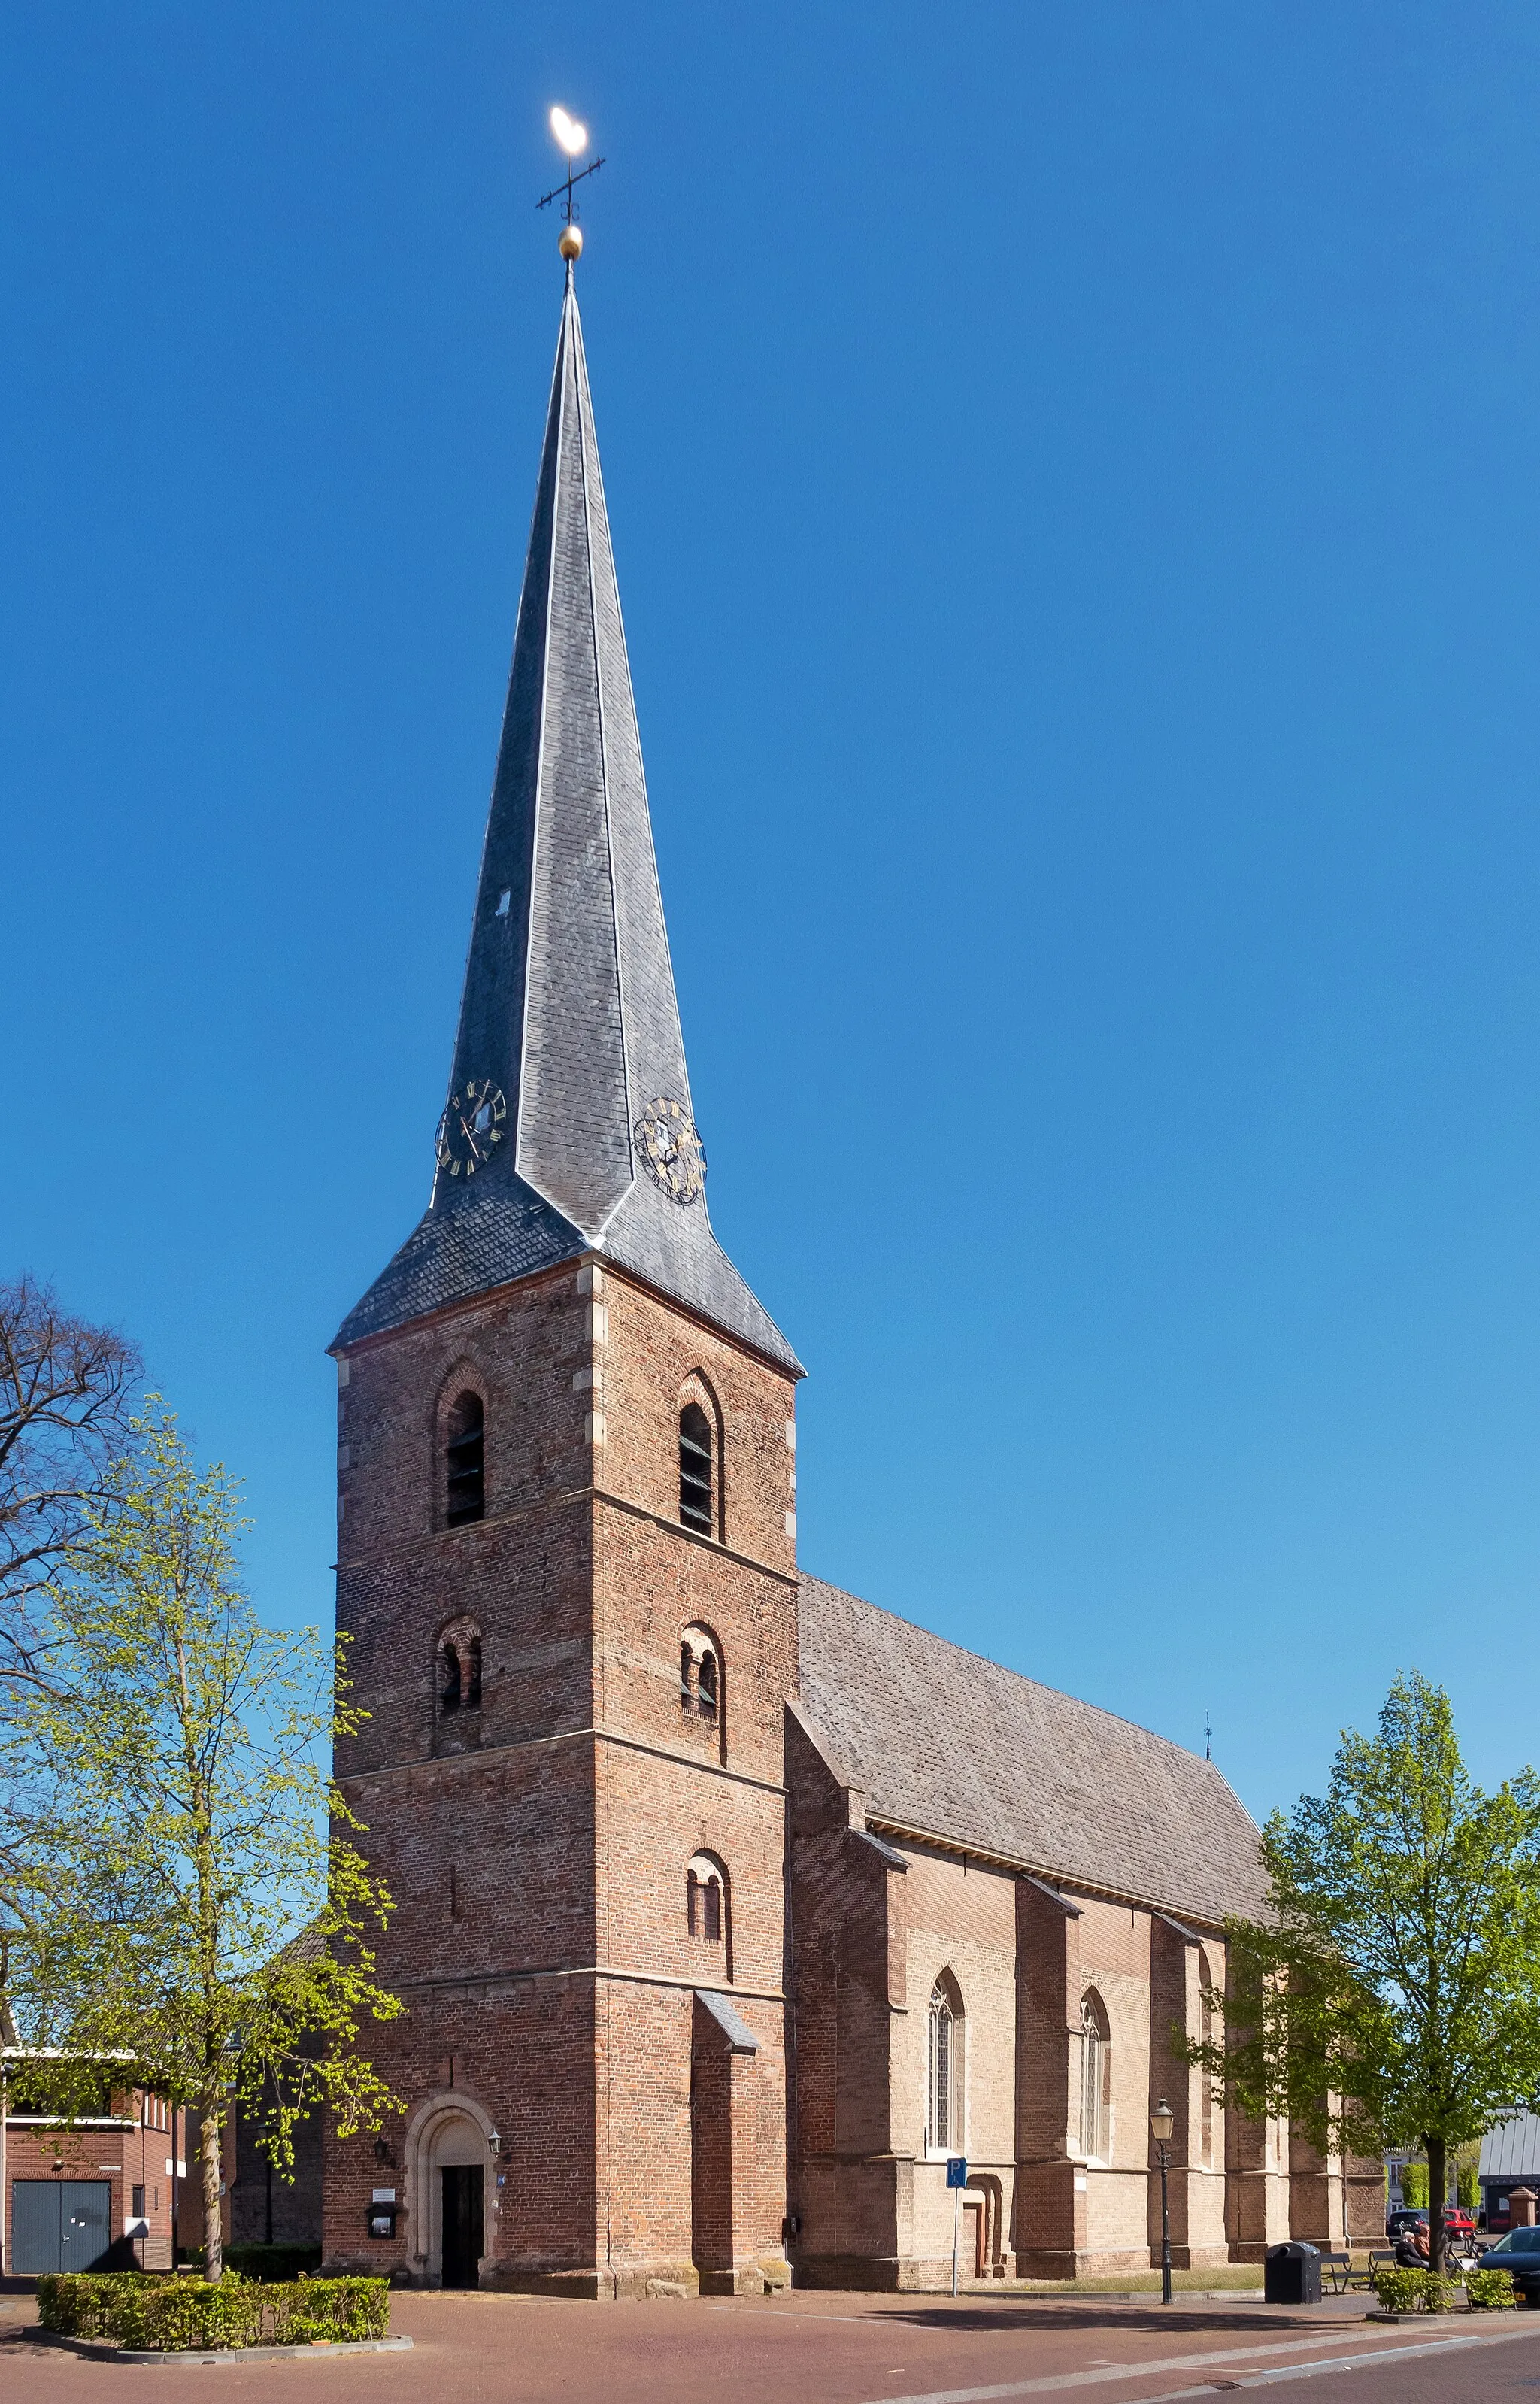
[{"xmin": 3, "ymin": 2, "xmax": 1539, "ymax": 1828}]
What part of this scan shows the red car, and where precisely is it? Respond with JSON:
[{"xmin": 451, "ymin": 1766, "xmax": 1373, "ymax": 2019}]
[{"xmin": 1386, "ymin": 2208, "xmax": 1478, "ymax": 2248}]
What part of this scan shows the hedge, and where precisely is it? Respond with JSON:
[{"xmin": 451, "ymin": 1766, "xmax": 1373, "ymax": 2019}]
[
  {"xmin": 223, "ymin": 2243, "xmax": 324, "ymax": 2283},
  {"xmin": 37, "ymin": 2272, "xmax": 390, "ymax": 2351},
  {"xmin": 1369, "ymin": 2265, "xmax": 1457, "ymax": 2314},
  {"xmin": 1466, "ymin": 2267, "xmax": 1520, "ymax": 2311}
]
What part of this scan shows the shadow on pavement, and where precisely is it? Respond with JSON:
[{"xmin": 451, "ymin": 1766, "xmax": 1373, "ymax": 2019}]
[{"xmin": 875, "ymin": 2305, "xmax": 1344, "ymax": 2336}]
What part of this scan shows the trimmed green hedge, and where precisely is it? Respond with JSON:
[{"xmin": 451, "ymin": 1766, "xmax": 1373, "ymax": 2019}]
[
  {"xmin": 37, "ymin": 2272, "xmax": 389, "ymax": 2351},
  {"xmin": 223, "ymin": 2243, "xmax": 323, "ymax": 2283},
  {"xmin": 1370, "ymin": 2265, "xmax": 1457, "ymax": 2314},
  {"xmin": 1467, "ymin": 2267, "xmax": 1520, "ymax": 2311}
]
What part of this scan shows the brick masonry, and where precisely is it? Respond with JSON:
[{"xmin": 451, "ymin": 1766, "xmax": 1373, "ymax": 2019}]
[{"xmin": 321, "ymin": 1248, "xmax": 1374, "ymax": 2294}]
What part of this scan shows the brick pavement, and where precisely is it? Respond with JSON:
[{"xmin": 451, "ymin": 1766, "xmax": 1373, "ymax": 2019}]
[{"xmin": 5, "ymin": 2289, "xmax": 1540, "ymax": 2403}]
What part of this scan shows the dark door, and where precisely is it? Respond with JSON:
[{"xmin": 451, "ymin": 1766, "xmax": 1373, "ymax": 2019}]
[
  {"xmin": 12, "ymin": 2180, "xmax": 113, "ymax": 2273},
  {"xmin": 62, "ymin": 2182, "xmax": 114, "ymax": 2269},
  {"xmin": 440, "ymin": 2165, "xmax": 482, "ymax": 2288}
]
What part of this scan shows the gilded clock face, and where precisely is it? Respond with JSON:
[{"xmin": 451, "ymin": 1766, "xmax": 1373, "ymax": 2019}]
[
  {"xmin": 435, "ymin": 1080, "xmax": 508, "ymax": 1178},
  {"xmin": 634, "ymin": 1096, "xmax": 706, "ymax": 1205}
]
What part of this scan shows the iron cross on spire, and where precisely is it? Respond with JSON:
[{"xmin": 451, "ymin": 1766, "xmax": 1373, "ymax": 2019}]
[{"xmin": 537, "ymin": 105, "xmax": 605, "ymax": 249}]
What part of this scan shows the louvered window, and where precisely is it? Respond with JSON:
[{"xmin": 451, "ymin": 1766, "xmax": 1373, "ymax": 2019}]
[
  {"xmin": 679, "ymin": 1402, "xmax": 713, "ymax": 1534},
  {"xmin": 446, "ymin": 1391, "xmax": 485, "ymax": 1526}
]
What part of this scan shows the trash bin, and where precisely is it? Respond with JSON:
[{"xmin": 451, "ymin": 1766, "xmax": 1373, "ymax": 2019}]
[{"xmin": 1265, "ymin": 2242, "xmax": 1322, "ymax": 2304}]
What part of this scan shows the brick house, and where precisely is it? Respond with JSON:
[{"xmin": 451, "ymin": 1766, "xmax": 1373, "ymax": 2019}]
[
  {"xmin": 2, "ymin": 2062, "xmax": 185, "ymax": 2275},
  {"xmin": 321, "ymin": 252, "xmax": 1381, "ymax": 2294}
]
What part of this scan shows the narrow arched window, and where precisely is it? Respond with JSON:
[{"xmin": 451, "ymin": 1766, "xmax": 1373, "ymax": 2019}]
[
  {"xmin": 928, "ymin": 1977, "xmax": 962, "ymax": 2152},
  {"xmin": 446, "ymin": 1391, "xmax": 485, "ymax": 1526},
  {"xmin": 1199, "ymin": 1955, "xmax": 1215, "ymax": 2166},
  {"xmin": 687, "ymin": 1853, "xmax": 726, "ymax": 1944},
  {"xmin": 679, "ymin": 1402, "xmax": 713, "ymax": 1535},
  {"xmin": 437, "ymin": 1620, "xmax": 483, "ymax": 1720},
  {"xmin": 1080, "ymin": 1992, "xmax": 1109, "ymax": 2160}
]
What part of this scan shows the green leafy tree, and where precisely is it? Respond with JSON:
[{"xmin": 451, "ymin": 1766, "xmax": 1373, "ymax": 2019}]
[
  {"xmin": 1399, "ymin": 2161, "xmax": 1429, "ymax": 2208},
  {"xmin": 0, "ymin": 1410, "xmax": 402, "ymax": 2279},
  {"xmin": 1458, "ymin": 2161, "xmax": 1481, "ymax": 2212},
  {"xmin": 1185, "ymin": 1672, "xmax": 1540, "ymax": 2274}
]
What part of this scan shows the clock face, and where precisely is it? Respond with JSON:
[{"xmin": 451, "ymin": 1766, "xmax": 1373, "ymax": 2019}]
[
  {"xmin": 435, "ymin": 1080, "xmax": 508, "ymax": 1178},
  {"xmin": 634, "ymin": 1096, "xmax": 706, "ymax": 1205}
]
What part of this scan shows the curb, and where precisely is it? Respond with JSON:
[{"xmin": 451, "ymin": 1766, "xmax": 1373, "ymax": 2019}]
[{"xmin": 32, "ymin": 2329, "xmax": 413, "ymax": 2365}]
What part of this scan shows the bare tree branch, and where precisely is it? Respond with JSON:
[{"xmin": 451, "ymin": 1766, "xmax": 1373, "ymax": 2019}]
[{"xmin": 0, "ymin": 1274, "xmax": 141, "ymax": 1686}]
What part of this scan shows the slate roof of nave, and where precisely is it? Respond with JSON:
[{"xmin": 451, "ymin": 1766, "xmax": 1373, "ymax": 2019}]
[{"xmin": 797, "ymin": 1575, "xmax": 1270, "ymax": 1929}]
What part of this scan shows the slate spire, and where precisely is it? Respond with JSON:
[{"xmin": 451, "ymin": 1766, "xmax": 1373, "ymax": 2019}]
[{"xmin": 335, "ymin": 268, "xmax": 799, "ymax": 1373}]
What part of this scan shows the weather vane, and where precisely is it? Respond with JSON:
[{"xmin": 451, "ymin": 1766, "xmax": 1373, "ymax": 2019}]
[{"xmin": 538, "ymin": 105, "xmax": 604, "ymax": 262}]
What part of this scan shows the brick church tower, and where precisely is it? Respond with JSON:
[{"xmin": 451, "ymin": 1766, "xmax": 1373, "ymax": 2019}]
[{"xmin": 323, "ymin": 259, "xmax": 802, "ymax": 2297}]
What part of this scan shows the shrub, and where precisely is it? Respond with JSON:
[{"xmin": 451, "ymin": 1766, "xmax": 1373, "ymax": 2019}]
[
  {"xmin": 272, "ymin": 2279, "xmax": 391, "ymax": 2345},
  {"xmin": 1371, "ymin": 2265, "xmax": 1456, "ymax": 2314},
  {"xmin": 35, "ymin": 2271, "xmax": 390, "ymax": 2352},
  {"xmin": 1467, "ymin": 2268, "xmax": 1520, "ymax": 2311},
  {"xmin": 1458, "ymin": 2163, "xmax": 1481, "ymax": 2211},
  {"xmin": 112, "ymin": 2278, "xmax": 263, "ymax": 2353},
  {"xmin": 37, "ymin": 2274, "xmax": 144, "ymax": 2338},
  {"xmin": 224, "ymin": 2242, "xmax": 323, "ymax": 2283},
  {"xmin": 1399, "ymin": 2163, "xmax": 1429, "ymax": 2209}
]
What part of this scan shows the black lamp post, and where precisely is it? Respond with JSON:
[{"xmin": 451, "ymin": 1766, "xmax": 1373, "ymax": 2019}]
[{"xmin": 1150, "ymin": 2099, "xmax": 1175, "ymax": 2305}]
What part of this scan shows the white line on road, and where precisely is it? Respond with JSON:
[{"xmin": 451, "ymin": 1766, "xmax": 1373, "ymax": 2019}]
[
  {"xmin": 866, "ymin": 2318, "xmax": 1540, "ymax": 2404},
  {"xmin": 1153, "ymin": 2315, "xmax": 1540, "ymax": 2395}
]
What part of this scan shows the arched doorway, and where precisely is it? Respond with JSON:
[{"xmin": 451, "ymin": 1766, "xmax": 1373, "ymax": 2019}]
[{"xmin": 405, "ymin": 2096, "xmax": 494, "ymax": 2288}]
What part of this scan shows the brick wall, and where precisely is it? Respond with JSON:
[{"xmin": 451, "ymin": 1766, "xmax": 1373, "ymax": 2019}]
[{"xmin": 325, "ymin": 1253, "xmax": 797, "ymax": 2295}]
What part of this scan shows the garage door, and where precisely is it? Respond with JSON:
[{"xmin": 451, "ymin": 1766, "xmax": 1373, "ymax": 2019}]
[{"xmin": 11, "ymin": 2181, "xmax": 113, "ymax": 2274}]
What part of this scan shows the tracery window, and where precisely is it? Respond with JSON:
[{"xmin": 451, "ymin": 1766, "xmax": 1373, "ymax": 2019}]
[
  {"xmin": 928, "ymin": 1975, "xmax": 962, "ymax": 2153},
  {"xmin": 1080, "ymin": 1991, "xmax": 1110, "ymax": 2160},
  {"xmin": 687, "ymin": 1852, "xmax": 726, "ymax": 1945},
  {"xmin": 445, "ymin": 1390, "xmax": 485, "ymax": 1526}
]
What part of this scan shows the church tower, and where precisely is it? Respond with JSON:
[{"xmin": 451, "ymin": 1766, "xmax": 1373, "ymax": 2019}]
[{"xmin": 324, "ymin": 257, "xmax": 802, "ymax": 2298}]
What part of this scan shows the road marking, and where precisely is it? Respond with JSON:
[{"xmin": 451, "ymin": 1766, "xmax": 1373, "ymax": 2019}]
[
  {"xmin": 865, "ymin": 2321, "xmax": 1535, "ymax": 2404},
  {"xmin": 1151, "ymin": 2317, "xmax": 1540, "ymax": 2395}
]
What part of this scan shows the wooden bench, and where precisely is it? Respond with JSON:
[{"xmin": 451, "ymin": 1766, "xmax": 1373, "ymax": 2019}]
[{"xmin": 1317, "ymin": 2251, "xmax": 1352, "ymax": 2292}]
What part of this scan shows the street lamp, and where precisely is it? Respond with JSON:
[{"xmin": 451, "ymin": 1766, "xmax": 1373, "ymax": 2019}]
[{"xmin": 1150, "ymin": 2100, "xmax": 1175, "ymax": 2305}]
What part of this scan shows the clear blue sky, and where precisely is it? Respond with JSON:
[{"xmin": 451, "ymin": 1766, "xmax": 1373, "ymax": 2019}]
[{"xmin": 4, "ymin": 3, "xmax": 1538, "ymax": 1826}]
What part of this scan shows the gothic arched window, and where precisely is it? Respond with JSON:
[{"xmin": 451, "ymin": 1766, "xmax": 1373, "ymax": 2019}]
[
  {"xmin": 928, "ymin": 1975, "xmax": 963, "ymax": 2154},
  {"xmin": 445, "ymin": 1390, "xmax": 485, "ymax": 1527},
  {"xmin": 1080, "ymin": 1990, "xmax": 1110, "ymax": 2160},
  {"xmin": 679, "ymin": 1402, "xmax": 714, "ymax": 1535}
]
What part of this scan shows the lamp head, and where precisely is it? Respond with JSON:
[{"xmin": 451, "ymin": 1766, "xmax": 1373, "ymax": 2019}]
[{"xmin": 1150, "ymin": 2100, "xmax": 1175, "ymax": 2143}]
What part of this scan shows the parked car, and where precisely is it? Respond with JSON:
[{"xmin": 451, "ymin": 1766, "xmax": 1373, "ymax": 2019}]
[
  {"xmin": 1475, "ymin": 2227, "xmax": 1540, "ymax": 2299},
  {"xmin": 1386, "ymin": 2207, "xmax": 1478, "ymax": 2245}
]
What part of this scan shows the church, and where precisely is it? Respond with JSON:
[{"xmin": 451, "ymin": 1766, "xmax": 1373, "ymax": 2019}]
[{"xmin": 321, "ymin": 241, "xmax": 1378, "ymax": 2295}]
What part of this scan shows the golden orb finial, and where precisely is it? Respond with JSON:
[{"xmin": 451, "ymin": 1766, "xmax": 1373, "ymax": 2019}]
[{"xmin": 559, "ymin": 223, "xmax": 583, "ymax": 262}]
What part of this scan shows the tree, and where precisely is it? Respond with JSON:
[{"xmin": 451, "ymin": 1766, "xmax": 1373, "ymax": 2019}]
[
  {"xmin": 0, "ymin": 1273, "xmax": 140, "ymax": 1660},
  {"xmin": 1399, "ymin": 2160, "xmax": 1429, "ymax": 2208},
  {"xmin": 1186, "ymin": 1672, "xmax": 1540, "ymax": 2275},
  {"xmin": 0, "ymin": 1277, "xmax": 141, "ymax": 2032},
  {"xmin": 1, "ymin": 1410, "xmax": 402, "ymax": 2279}
]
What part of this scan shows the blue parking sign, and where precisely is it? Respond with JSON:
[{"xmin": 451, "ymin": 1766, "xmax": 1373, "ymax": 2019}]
[{"xmin": 946, "ymin": 2156, "xmax": 968, "ymax": 2189}]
